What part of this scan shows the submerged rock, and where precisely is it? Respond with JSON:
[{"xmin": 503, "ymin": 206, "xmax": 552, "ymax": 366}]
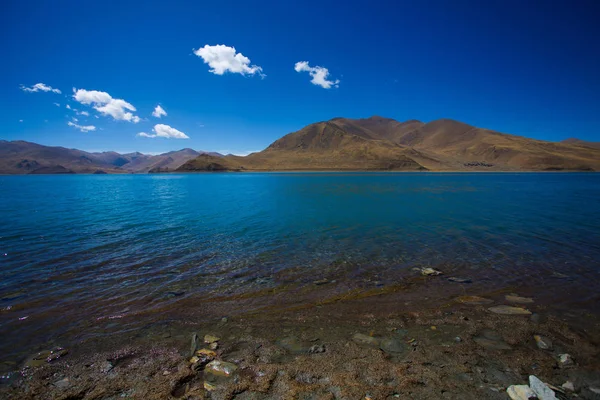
[
  {"xmin": 488, "ymin": 305, "xmax": 532, "ymax": 315},
  {"xmin": 308, "ymin": 344, "xmax": 326, "ymax": 354},
  {"xmin": 455, "ymin": 295, "xmax": 494, "ymax": 305},
  {"xmin": 24, "ymin": 347, "xmax": 68, "ymax": 368},
  {"xmin": 204, "ymin": 334, "xmax": 220, "ymax": 344},
  {"xmin": 533, "ymin": 335, "xmax": 553, "ymax": 350},
  {"xmin": 529, "ymin": 375, "xmax": 558, "ymax": 400},
  {"xmin": 558, "ymin": 353, "xmax": 573, "ymax": 367},
  {"xmin": 447, "ymin": 277, "xmax": 472, "ymax": 283},
  {"xmin": 205, "ymin": 360, "xmax": 238, "ymax": 377},
  {"xmin": 419, "ymin": 267, "xmax": 443, "ymax": 276},
  {"xmin": 379, "ymin": 337, "xmax": 406, "ymax": 355},
  {"xmin": 473, "ymin": 336, "xmax": 512, "ymax": 351},
  {"xmin": 506, "ymin": 384, "xmax": 536, "ymax": 400},
  {"xmin": 352, "ymin": 333, "xmax": 380, "ymax": 347},
  {"xmin": 505, "ymin": 295, "xmax": 534, "ymax": 304},
  {"xmin": 190, "ymin": 333, "xmax": 200, "ymax": 357},
  {"xmin": 277, "ymin": 336, "xmax": 310, "ymax": 354}
]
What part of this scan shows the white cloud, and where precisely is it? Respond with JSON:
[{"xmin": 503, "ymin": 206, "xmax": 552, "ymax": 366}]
[
  {"xmin": 193, "ymin": 44, "xmax": 264, "ymax": 77},
  {"xmin": 66, "ymin": 104, "xmax": 71, "ymax": 109},
  {"xmin": 152, "ymin": 105, "xmax": 167, "ymax": 118},
  {"xmin": 20, "ymin": 83, "xmax": 61, "ymax": 94},
  {"xmin": 72, "ymin": 117, "xmax": 79, "ymax": 122},
  {"xmin": 294, "ymin": 61, "xmax": 340, "ymax": 89},
  {"xmin": 19, "ymin": 119, "xmax": 23, "ymax": 122},
  {"xmin": 73, "ymin": 88, "xmax": 140, "ymax": 123},
  {"xmin": 53, "ymin": 102, "xmax": 61, "ymax": 107},
  {"xmin": 137, "ymin": 124, "xmax": 189, "ymax": 139},
  {"xmin": 79, "ymin": 111, "xmax": 90, "ymax": 117},
  {"xmin": 67, "ymin": 121, "xmax": 96, "ymax": 132}
]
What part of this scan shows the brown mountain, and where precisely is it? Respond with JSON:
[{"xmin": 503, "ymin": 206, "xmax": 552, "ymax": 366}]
[
  {"xmin": 0, "ymin": 141, "xmax": 221, "ymax": 174},
  {"xmin": 178, "ymin": 116, "xmax": 600, "ymax": 172},
  {"xmin": 561, "ymin": 138, "xmax": 600, "ymax": 150}
]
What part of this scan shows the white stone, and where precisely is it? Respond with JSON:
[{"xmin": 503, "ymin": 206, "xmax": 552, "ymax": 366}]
[
  {"xmin": 529, "ymin": 375, "xmax": 557, "ymax": 400},
  {"xmin": 561, "ymin": 381, "xmax": 574, "ymax": 391},
  {"xmin": 507, "ymin": 384, "xmax": 536, "ymax": 400}
]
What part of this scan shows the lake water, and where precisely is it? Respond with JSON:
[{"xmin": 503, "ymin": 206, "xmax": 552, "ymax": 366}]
[{"xmin": 1, "ymin": 173, "xmax": 600, "ymax": 366}]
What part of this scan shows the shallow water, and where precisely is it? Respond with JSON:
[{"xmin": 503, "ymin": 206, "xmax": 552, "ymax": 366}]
[{"xmin": 1, "ymin": 172, "xmax": 599, "ymax": 365}]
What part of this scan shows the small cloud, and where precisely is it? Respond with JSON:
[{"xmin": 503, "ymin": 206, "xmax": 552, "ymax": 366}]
[
  {"xmin": 231, "ymin": 150, "xmax": 259, "ymax": 156},
  {"xmin": 294, "ymin": 61, "xmax": 340, "ymax": 89},
  {"xmin": 152, "ymin": 105, "xmax": 167, "ymax": 118},
  {"xmin": 72, "ymin": 117, "xmax": 79, "ymax": 122},
  {"xmin": 137, "ymin": 123, "xmax": 189, "ymax": 139},
  {"xmin": 67, "ymin": 121, "xmax": 96, "ymax": 132},
  {"xmin": 20, "ymin": 83, "xmax": 61, "ymax": 94},
  {"xmin": 19, "ymin": 119, "xmax": 23, "ymax": 122},
  {"xmin": 79, "ymin": 111, "xmax": 90, "ymax": 117},
  {"xmin": 73, "ymin": 88, "xmax": 140, "ymax": 123},
  {"xmin": 53, "ymin": 102, "xmax": 61, "ymax": 107},
  {"xmin": 193, "ymin": 44, "xmax": 265, "ymax": 77},
  {"xmin": 94, "ymin": 115, "xmax": 99, "ymax": 119},
  {"xmin": 66, "ymin": 104, "xmax": 71, "ymax": 110}
]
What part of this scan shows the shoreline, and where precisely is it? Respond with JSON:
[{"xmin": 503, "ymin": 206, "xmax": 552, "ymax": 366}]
[{"xmin": 2, "ymin": 278, "xmax": 600, "ymax": 399}]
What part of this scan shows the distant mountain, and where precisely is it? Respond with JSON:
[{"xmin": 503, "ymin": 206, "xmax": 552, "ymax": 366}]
[
  {"xmin": 0, "ymin": 140, "xmax": 222, "ymax": 174},
  {"xmin": 561, "ymin": 138, "xmax": 600, "ymax": 150},
  {"xmin": 178, "ymin": 116, "xmax": 600, "ymax": 172}
]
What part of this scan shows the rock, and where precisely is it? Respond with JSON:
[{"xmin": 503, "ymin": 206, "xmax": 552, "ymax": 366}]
[
  {"xmin": 505, "ymin": 295, "xmax": 534, "ymax": 304},
  {"xmin": 190, "ymin": 333, "xmax": 199, "ymax": 357},
  {"xmin": 447, "ymin": 277, "xmax": 472, "ymax": 283},
  {"xmin": 205, "ymin": 360, "xmax": 238, "ymax": 377},
  {"xmin": 506, "ymin": 384, "xmax": 536, "ymax": 400},
  {"xmin": 420, "ymin": 267, "xmax": 442, "ymax": 276},
  {"xmin": 204, "ymin": 381, "xmax": 217, "ymax": 391},
  {"xmin": 558, "ymin": 353, "xmax": 573, "ymax": 367},
  {"xmin": 313, "ymin": 279, "xmax": 329, "ymax": 285},
  {"xmin": 529, "ymin": 375, "xmax": 558, "ymax": 400},
  {"xmin": 204, "ymin": 334, "xmax": 220, "ymax": 343},
  {"xmin": 488, "ymin": 305, "xmax": 532, "ymax": 315},
  {"xmin": 561, "ymin": 381, "xmax": 574, "ymax": 391},
  {"xmin": 53, "ymin": 377, "xmax": 70, "ymax": 389},
  {"xmin": 352, "ymin": 333, "xmax": 380, "ymax": 347},
  {"xmin": 379, "ymin": 337, "xmax": 406, "ymax": 355},
  {"xmin": 455, "ymin": 295, "xmax": 494, "ymax": 305},
  {"xmin": 590, "ymin": 387, "xmax": 600, "ymax": 394},
  {"xmin": 473, "ymin": 336, "xmax": 512, "ymax": 351},
  {"xmin": 189, "ymin": 356, "xmax": 200, "ymax": 364},
  {"xmin": 308, "ymin": 344, "xmax": 326, "ymax": 354},
  {"xmin": 277, "ymin": 336, "xmax": 310, "ymax": 354},
  {"xmin": 209, "ymin": 342, "xmax": 218, "ymax": 350},
  {"xmin": 100, "ymin": 360, "xmax": 114, "ymax": 373},
  {"xmin": 533, "ymin": 335, "xmax": 553, "ymax": 350}
]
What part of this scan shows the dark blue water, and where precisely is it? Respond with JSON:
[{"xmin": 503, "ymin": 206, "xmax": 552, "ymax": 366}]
[{"xmin": 1, "ymin": 173, "xmax": 600, "ymax": 363}]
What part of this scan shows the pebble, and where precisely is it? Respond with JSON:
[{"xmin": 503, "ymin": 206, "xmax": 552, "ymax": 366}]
[
  {"xmin": 505, "ymin": 295, "xmax": 534, "ymax": 304},
  {"xmin": 309, "ymin": 344, "xmax": 326, "ymax": 354},
  {"xmin": 419, "ymin": 267, "xmax": 443, "ymax": 276},
  {"xmin": 558, "ymin": 353, "xmax": 573, "ymax": 367},
  {"xmin": 488, "ymin": 305, "xmax": 532, "ymax": 315},
  {"xmin": 209, "ymin": 342, "xmax": 218, "ymax": 350},
  {"xmin": 473, "ymin": 336, "xmax": 512, "ymax": 351},
  {"xmin": 100, "ymin": 360, "xmax": 114, "ymax": 373},
  {"xmin": 507, "ymin": 384, "xmax": 536, "ymax": 400},
  {"xmin": 313, "ymin": 279, "xmax": 329, "ymax": 285},
  {"xmin": 562, "ymin": 381, "xmax": 575, "ymax": 391},
  {"xmin": 533, "ymin": 335, "xmax": 553, "ymax": 350},
  {"xmin": 455, "ymin": 295, "xmax": 494, "ymax": 305},
  {"xmin": 204, "ymin": 334, "xmax": 220, "ymax": 343},
  {"xmin": 205, "ymin": 360, "xmax": 238, "ymax": 377},
  {"xmin": 529, "ymin": 375, "xmax": 558, "ymax": 400}
]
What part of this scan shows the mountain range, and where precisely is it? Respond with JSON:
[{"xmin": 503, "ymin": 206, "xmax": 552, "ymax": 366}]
[
  {"xmin": 0, "ymin": 140, "xmax": 222, "ymax": 174},
  {"xmin": 2, "ymin": 117, "xmax": 599, "ymax": 174},
  {"xmin": 178, "ymin": 117, "xmax": 600, "ymax": 172}
]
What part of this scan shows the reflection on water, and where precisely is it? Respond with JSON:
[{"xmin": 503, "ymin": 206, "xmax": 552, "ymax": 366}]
[{"xmin": 0, "ymin": 172, "xmax": 599, "ymax": 363}]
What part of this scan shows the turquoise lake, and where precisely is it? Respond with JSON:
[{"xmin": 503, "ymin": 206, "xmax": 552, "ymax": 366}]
[{"xmin": 1, "ymin": 172, "xmax": 600, "ymax": 364}]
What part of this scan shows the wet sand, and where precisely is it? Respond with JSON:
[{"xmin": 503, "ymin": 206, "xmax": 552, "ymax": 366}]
[{"xmin": 2, "ymin": 273, "xmax": 600, "ymax": 399}]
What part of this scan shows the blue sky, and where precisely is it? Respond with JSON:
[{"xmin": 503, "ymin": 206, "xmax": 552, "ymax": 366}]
[{"xmin": 1, "ymin": 0, "xmax": 599, "ymax": 154}]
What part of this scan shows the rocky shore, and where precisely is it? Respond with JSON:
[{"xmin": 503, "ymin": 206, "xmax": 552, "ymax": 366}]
[{"xmin": 1, "ymin": 285, "xmax": 600, "ymax": 400}]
